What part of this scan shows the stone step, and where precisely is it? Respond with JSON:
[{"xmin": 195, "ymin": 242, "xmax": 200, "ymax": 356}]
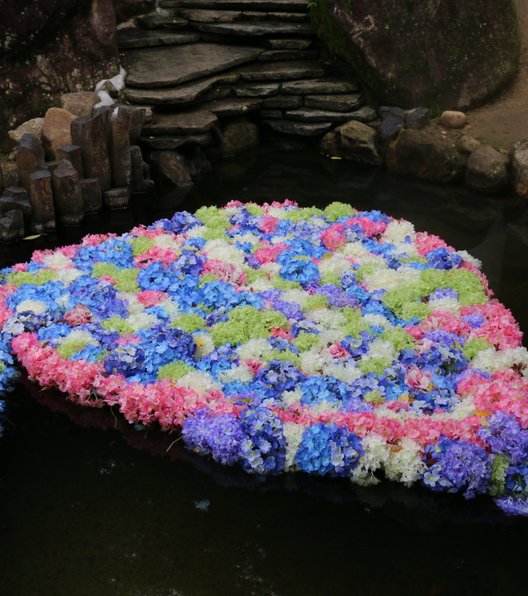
[
  {"xmin": 304, "ymin": 94, "xmax": 364, "ymax": 112},
  {"xmin": 281, "ymin": 78, "xmax": 359, "ymax": 95},
  {"xmin": 124, "ymin": 72, "xmax": 240, "ymax": 105},
  {"xmin": 140, "ymin": 133, "xmax": 215, "ymax": 150},
  {"xmin": 117, "ymin": 29, "xmax": 200, "ymax": 49},
  {"xmin": 284, "ymin": 106, "xmax": 377, "ymax": 123},
  {"xmin": 142, "ymin": 110, "xmax": 219, "ymax": 136},
  {"xmin": 199, "ymin": 97, "xmax": 262, "ymax": 116},
  {"xmin": 262, "ymin": 120, "xmax": 332, "ymax": 136},
  {"xmin": 160, "ymin": 0, "xmax": 309, "ymax": 12},
  {"xmin": 265, "ymin": 38, "xmax": 313, "ymax": 49},
  {"xmin": 136, "ymin": 14, "xmax": 189, "ymax": 29},
  {"xmin": 177, "ymin": 8, "xmax": 309, "ymax": 22},
  {"xmin": 235, "ymin": 60, "xmax": 325, "ymax": 82},
  {"xmin": 258, "ymin": 49, "xmax": 319, "ymax": 62},
  {"xmin": 123, "ymin": 43, "xmax": 262, "ymax": 88},
  {"xmin": 232, "ymin": 82, "xmax": 280, "ymax": 97},
  {"xmin": 194, "ymin": 20, "xmax": 314, "ymax": 38},
  {"xmin": 262, "ymin": 95, "xmax": 302, "ymax": 109}
]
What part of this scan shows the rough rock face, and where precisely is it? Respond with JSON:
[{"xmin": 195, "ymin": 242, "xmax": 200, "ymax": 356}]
[
  {"xmin": 310, "ymin": 0, "xmax": 520, "ymax": 109},
  {"xmin": 320, "ymin": 120, "xmax": 382, "ymax": 166},
  {"xmin": 512, "ymin": 138, "xmax": 528, "ymax": 199},
  {"xmin": 386, "ymin": 127, "xmax": 466, "ymax": 183},
  {"xmin": 114, "ymin": 0, "xmax": 155, "ymax": 23},
  {"xmin": 465, "ymin": 145, "xmax": 510, "ymax": 194},
  {"xmin": 0, "ymin": 0, "xmax": 119, "ymax": 151}
]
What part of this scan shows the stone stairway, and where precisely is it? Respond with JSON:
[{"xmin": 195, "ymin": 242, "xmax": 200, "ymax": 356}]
[{"xmin": 117, "ymin": 0, "xmax": 376, "ymax": 179}]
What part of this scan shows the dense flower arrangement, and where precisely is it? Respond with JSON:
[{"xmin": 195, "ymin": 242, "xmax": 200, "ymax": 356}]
[{"xmin": 0, "ymin": 201, "xmax": 527, "ymax": 514}]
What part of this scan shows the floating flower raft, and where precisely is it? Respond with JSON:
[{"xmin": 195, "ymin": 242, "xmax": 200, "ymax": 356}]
[{"xmin": 1, "ymin": 201, "xmax": 528, "ymax": 514}]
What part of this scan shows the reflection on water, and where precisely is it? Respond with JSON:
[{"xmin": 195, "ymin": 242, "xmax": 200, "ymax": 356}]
[{"xmin": 1, "ymin": 142, "xmax": 528, "ymax": 595}]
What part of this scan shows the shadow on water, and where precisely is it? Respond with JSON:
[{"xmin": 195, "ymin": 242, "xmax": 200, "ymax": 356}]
[{"xmin": 1, "ymin": 140, "xmax": 528, "ymax": 595}]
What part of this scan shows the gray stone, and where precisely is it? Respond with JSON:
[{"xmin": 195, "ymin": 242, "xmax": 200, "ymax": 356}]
[
  {"xmin": 42, "ymin": 107, "xmax": 76, "ymax": 158},
  {"xmin": 178, "ymin": 9, "xmax": 242, "ymax": 22},
  {"xmin": 456, "ymin": 134, "xmax": 481, "ymax": 155},
  {"xmin": 386, "ymin": 127, "xmax": 466, "ymax": 183},
  {"xmin": 110, "ymin": 107, "xmax": 135, "ymax": 188},
  {"xmin": 235, "ymin": 61, "xmax": 325, "ymax": 82},
  {"xmin": 221, "ymin": 118, "xmax": 259, "ymax": 155},
  {"xmin": 103, "ymin": 187, "xmax": 130, "ymax": 209},
  {"xmin": 56, "ymin": 145, "xmax": 84, "ymax": 177},
  {"xmin": 465, "ymin": 145, "xmax": 509, "ymax": 194},
  {"xmin": 260, "ymin": 110, "xmax": 282, "ymax": 118},
  {"xmin": 304, "ymin": 94, "xmax": 363, "ymax": 112},
  {"xmin": 320, "ymin": 120, "xmax": 382, "ymax": 166},
  {"xmin": 379, "ymin": 106, "xmax": 406, "ymax": 120},
  {"xmin": 377, "ymin": 114, "xmax": 404, "ymax": 141},
  {"xmin": 258, "ymin": 50, "xmax": 319, "ymax": 62},
  {"xmin": 130, "ymin": 146, "xmax": 151, "ymax": 193},
  {"xmin": 80, "ymin": 178, "xmax": 103, "ymax": 214},
  {"xmin": 262, "ymin": 96, "xmax": 302, "ymax": 109},
  {"xmin": 142, "ymin": 110, "xmax": 218, "ymax": 136},
  {"xmin": 60, "ymin": 92, "xmax": 99, "ymax": 119},
  {"xmin": 118, "ymin": 28, "xmax": 200, "ymax": 49},
  {"xmin": 440, "ymin": 110, "xmax": 467, "ymax": 129},
  {"xmin": 151, "ymin": 151, "xmax": 194, "ymax": 187},
  {"xmin": 136, "ymin": 14, "xmax": 189, "ymax": 29},
  {"xmin": 124, "ymin": 44, "xmax": 262, "ymax": 88},
  {"xmin": 285, "ymin": 107, "xmax": 376, "ymax": 123},
  {"xmin": 28, "ymin": 170, "xmax": 55, "ymax": 232},
  {"xmin": 511, "ymin": 138, "xmax": 528, "ymax": 199},
  {"xmin": 140, "ymin": 133, "xmax": 215, "ymax": 149},
  {"xmin": 281, "ymin": 78, "xmax": 359, "ymax": 95},
  {"xmin": 405, "ymin": 107, "xmax": 429, "ymax": 130},
  {"xmin": 263, "ymin": 120, "xmax": 332, "ymax": 136},
  {"xmin": 124, "ymin": 73, "xmax": 240, "ymax": 105},
  {"xmin": 244, "ymin": 10, "xmax": 309, "ymax": 22},
  {"xmin": 201, "ymin": 98, "xmax": 262, "ymax": 116},
  {"xmin": 163, "ymin": 0, "xmax": 309, "ymax": 9},
  {"xmin": 232, "ymin": 82, "xmax": 280, "ymax": 98},
  {"xmin": 265, "ymin": 38, "xmax": 312, "ymax": 49},
  {"xmin": 195, "ymin": 21, "xmax": 313, "ymax": 37},
  {"xmin": 51, "ymin": 160, "xmax": 84, "ymax": 226},
  {"xmin": 0, "ymin": 188, "xmax": 32, "ymax": 220},
  {"xmin": 187, "ymin": 147, "xmax": 212, "ymax": 178},
  {"xmin": 0, "ymin": 210, "xmax": 24, "ymax": 242}
]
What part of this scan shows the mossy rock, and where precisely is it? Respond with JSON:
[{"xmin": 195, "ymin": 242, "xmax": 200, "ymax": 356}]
[{"xmin": 310, "ymin": 0, "xmax": 520, "ymax": 110}]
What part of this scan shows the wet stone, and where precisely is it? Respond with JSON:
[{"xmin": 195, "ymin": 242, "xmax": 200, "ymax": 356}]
[
  {"xmin": 124, "ymin": 43, "xmax": 262, "ymax": 88},
  {"xmin": 281, "ymin": 78, "xmax": 359, "ymax": 95},
  {"xmin": 263, "ymin": 119, "xmax": 332, "ymax": 136},
  {"xmin": 16, "ymin": 133, "xmax": 46, "ymax": 192},
  {"xmin": 150, "ymin": 151, "xmax": 193, "ymax": 187},
  {"xmin": 140, "ymin": 133, "xmax": 215, "ymax": 150},
  {"xmin": 200, "ymin": 98, "xmax": 262, "ymax": 116},
  {"xmin": 258, "ymin": 50, "xmax": 319, "ymax": 62},
  {"xmin": 103, "ymin": 187, "xmax": 130, "ymax": 210},
  {"xmin": 232, "ymin": 82, "xmax": 280, "ymax": 98},
  {"xmin": 162, "ymin": 0, "xmax": 309, "ymax": 9},
  {"xmin": 56, "ymin": 145, "xmax": 84, "ymax": 177},
  {"xmin": 80, "ymin": 178, "xmax": 103, "ymax": 214},
  {"xmin": 136, "ymin": 14, "xmax": 189, "ymax": 29},
  {"xmin": 0, "ymin": 210, "xmax": 25, "ymax": 242},
  {"xmin": 142, "ymin": 110, "xmax": 218, "ymax": 136},
  {"xmin": 262, "ymin": 95, "xmax": 302, "ymax": 109},
  {"xmin": 28, "ymin": 170, "xmax": 55, "ymax": 232},
  {"xmin": 117, "ymin": 28, "xmax": 200, "ymax": 49},
  {"xmin": 265, "ymin": 38, "xmax": 312, "ymax": 49},
  {"xmin": 304, "ymin": 94, "xmax": 364, "ymax": 112},
  {"xmin": 195, "ymin": 20, "xmax": 314, "ymax": 37},
  {"xmin": 235, "ymin": 61, "xmax": 325, "ymax": 82},
  {"xmin": 51, "ymin": 161, "xmax": 84, "ymax": 226},
  {"xmin": 285, "ymin": 107, "xmax": 376, "ymax": 123},
  {"xmin": 0, "ymin": 188, "xmax": 32, "ymax": 220}
]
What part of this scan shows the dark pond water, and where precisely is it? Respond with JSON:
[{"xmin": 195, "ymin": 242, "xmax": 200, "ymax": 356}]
[{"xmin": 1, "ymin": 140, "xmax": 528, "ymax": 596}]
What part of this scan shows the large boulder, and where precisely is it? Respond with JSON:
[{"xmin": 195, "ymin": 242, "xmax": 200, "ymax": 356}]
[
  {"xmin": 386, "ymin": 127, "xmax": 466, "ymax": 183},
  {"xmin": 311, "ymin": 0, "xmax": 520, "ymax": 109},
  {"xmin": 320, "ymin": 120, "xmax": 382, "ymax": 166},
  {"xmin": 0, "ymin": 0, "xmax": 118, "ymax": 151},
  {"xmin": 512, "ymin": 138, "xmax": 528, "ymax": 199},
  {"xmin": 465, "ymin": 145, "xmax": 510, "ymax": 194}
]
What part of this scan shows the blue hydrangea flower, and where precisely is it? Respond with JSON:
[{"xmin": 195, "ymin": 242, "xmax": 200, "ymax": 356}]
[{"xmin": 239, "ymin": 406, "xmax": 286, "ymax": 474}]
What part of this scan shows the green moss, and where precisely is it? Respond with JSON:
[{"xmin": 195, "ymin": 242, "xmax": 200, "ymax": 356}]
[{"xmin": 158, "ymin": 360, "xmax": 193, "ymax": 382}]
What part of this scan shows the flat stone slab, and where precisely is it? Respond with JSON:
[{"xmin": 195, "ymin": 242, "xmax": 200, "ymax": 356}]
[
  {"xmin": 123, "ymin": 72, "xmax": 239, "ymax": 105},
  {"xmin": 265, "ymin": 38, "xmax": 312, "ymax": 49},
  {"xmin": 178, "ymin": 8, "xmax": 308, "ymax": 22},
  {"xmin": 258, "ymin": 50, "xmax": 319, "ymax": 62},
  {"xmin": 262, "ymin": 119, "xmax": 332, "ymax": 136},
  {"xmin": 235, "ymin": 61, "xmax": 325, "ymax": 82},
  {"xmin": 136, "ymin": 14, "xmax": 189, "ymax": 29},
  {"xmin": 124, "ymin": 43, "xmax": 262, "ymax": 88},
  {"xmin": 232, "ymin": 82, "xmax": 280, "ymax": 97},
  {"xmin": 199, "ymin": 98, "xmax": 262, "ymax": 116},
  {"xmin": 117, "ymin": 29, "xmax": 200, "ymax": 49},
  {"xmin": 195, "ymin": 21, "xmax": 314, "ymax": 37},
  {"xmin": 142, "ymin": 110, "xmax": 218, "ymax": 135},
  {"xmin": 281, "ymin": 78, "xmax": 359, "ymax": 95},
  {"xmin": 285, "ymin": 106, "xmax": 377, "ymax": 123},
  {"xmin": 140, "ymin": 133, "xmax": 214, "ymax": 149},
  {"xmin": 304, "ymin": 94, "xmax": 364, "ymax": 112},
  {"xmin": 262, "ymin": 95, "xmax": 302, "ymax": 108},
  {"xmin": 162, "ymin": 0, "xmax": 309, "ymax": 10}
]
